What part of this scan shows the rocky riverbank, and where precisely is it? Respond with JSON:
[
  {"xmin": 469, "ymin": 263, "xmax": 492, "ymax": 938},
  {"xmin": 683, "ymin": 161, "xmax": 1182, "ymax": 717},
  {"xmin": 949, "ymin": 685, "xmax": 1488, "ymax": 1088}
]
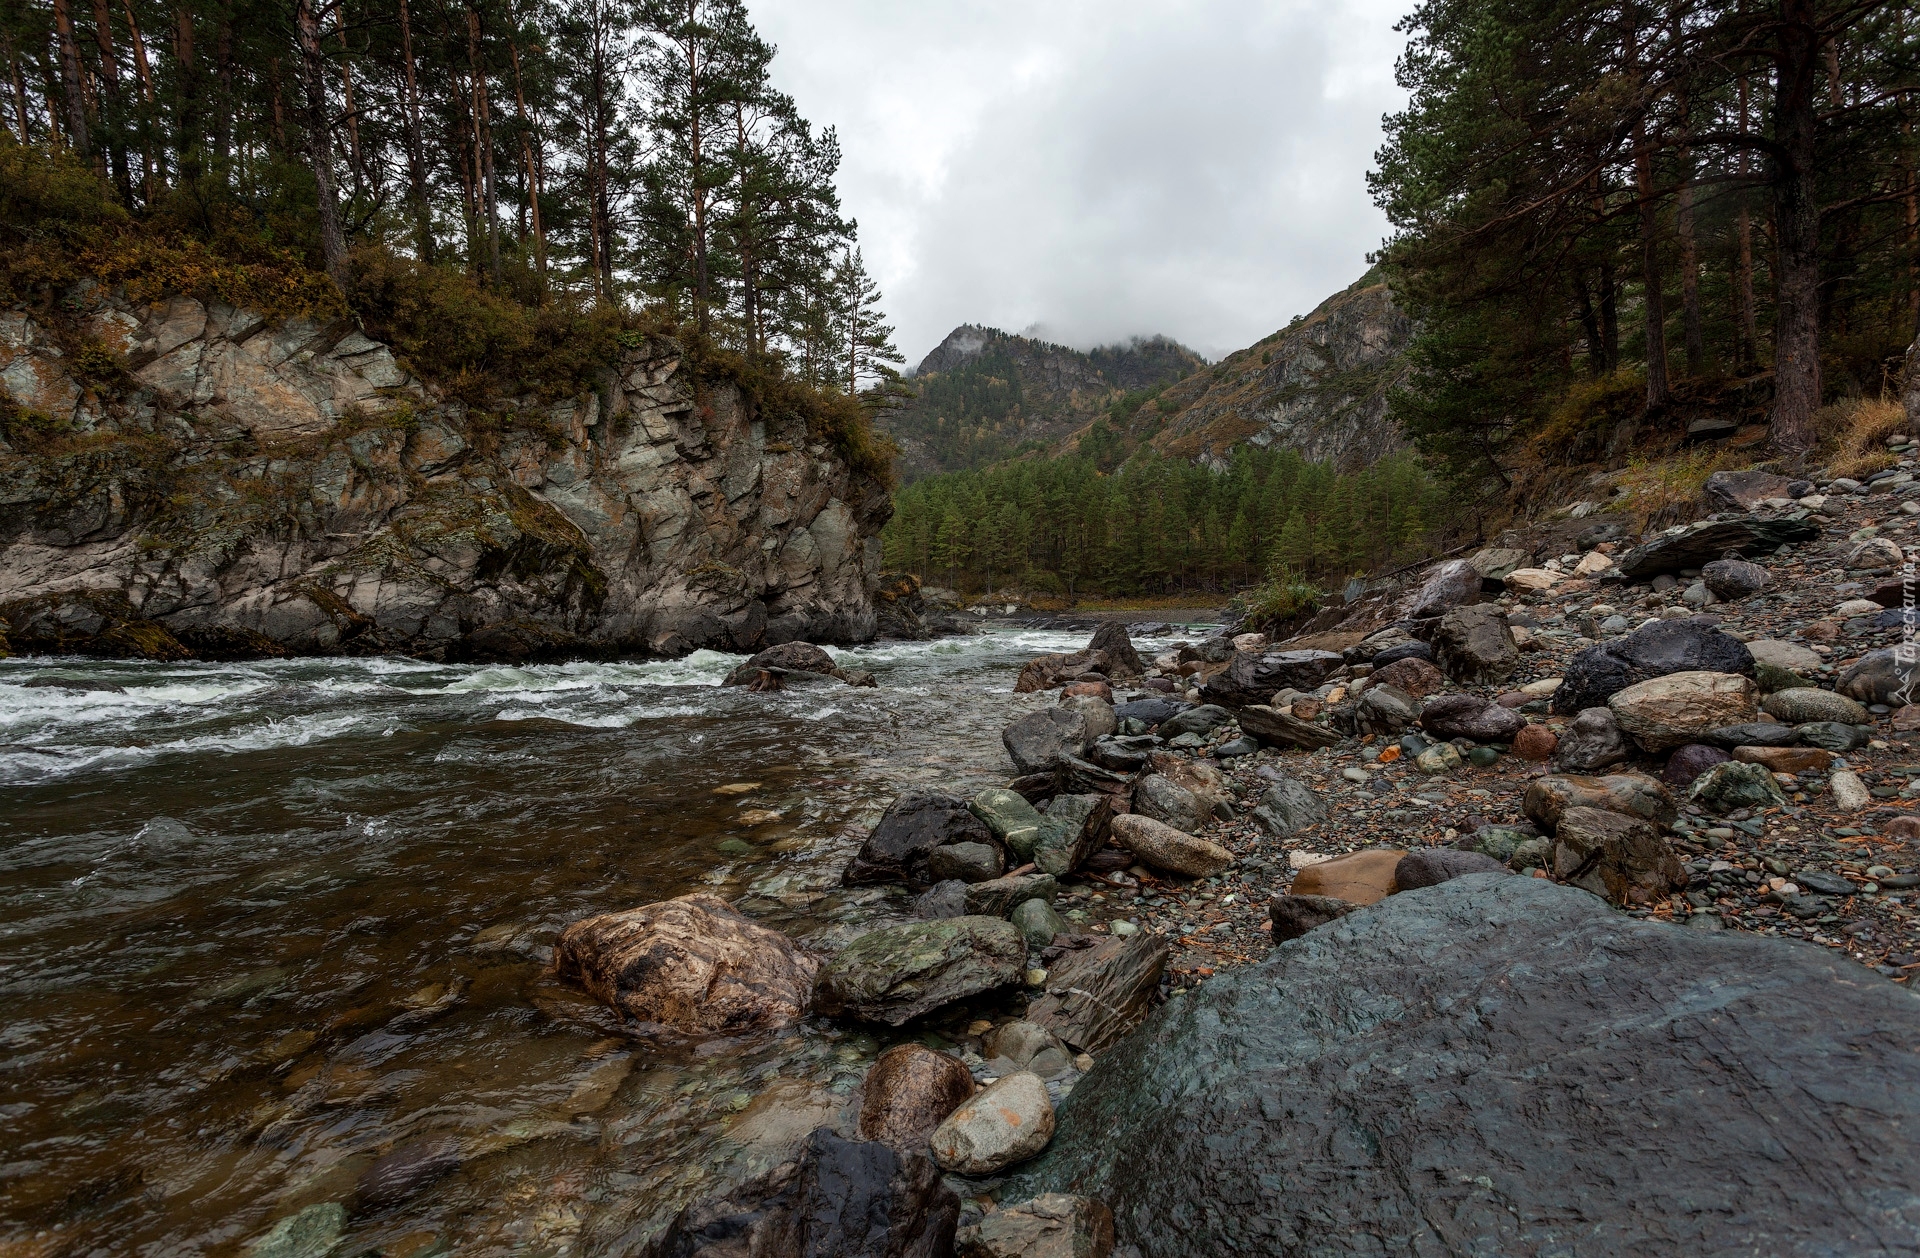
[{"xmin": 585, "ymin": 447, "xmax": 1920, "ymax": 1256}]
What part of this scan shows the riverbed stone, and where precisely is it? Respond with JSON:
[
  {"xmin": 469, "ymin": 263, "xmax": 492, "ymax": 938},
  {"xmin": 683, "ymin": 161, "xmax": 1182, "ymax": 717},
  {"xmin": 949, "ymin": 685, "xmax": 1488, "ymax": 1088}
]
[
  {"xmin": 553, "ymin": 893, "xmax": 819, "ymax": 1035},
  {"xmin": 1416, "ymin": 742, "xmax": 1463, "ymax": 775},
  {"xmin": 1392, "ymin": 848, "xmax": 1507, "ymax": 890},
  {"xmin": 1511, "ymin": 723, "xmax": 1557, "ymax": 761},
  {"xmin": 1798, "ymin": 721, "xmax": 1870, "ymax": 752},
  {"xmin": 1251, "ymin": 776, "xmax": 1328, "ymax": 838},
  {"xmin": 1087, "ymin": 623, "xmax": 1144, "ymax": 678},
  {"xmin": 1731, "ymin": 745, "xmax": 1835, "ymax": 774},
  {"xmin": 1202, "ymin": 649, "xmax": 1343, "ymax": 708},
  {"xmin": 1004, "ymin": 707, "xmax": 1093, "ymax": 776},
  {"xmin": 1109, "ymin": 814, "xmax": 1234, "ymax": 878},
  {"xmin": 1009, "ymin": 874, "xmax": 1920, "ymax": 1256},
  {"xmin": 722, "ymin": 641, "xmax": 837, "ymax": 685},
  {"xmin": 1268, "ymin": 893, "xmax": 1359, "ymax": 941},
  {"xmin": 1418, "ymin": 692, "xmax": 1526, "ymax": 742},
  {"xmin": 1011, "ymin": 898, "xmax": 1069, "ymax": 949},
  {"xmin": 1236, "ymin": 703, "xmax": 1342, "ymax": 750},
  {"xmin": 955, "ymin": 1193, "xmax": 1114, "ymax": 1258},
  {"xmin": 965, "ymin": 873, "xmax": 1058, "ymax": 919},
  {"xmin": 1552, "ymin": 619, "xmax": 1755, "ymax": 714},
  {"xmin": 1035, "ymin": 794, "xmax": 1114, "ymax": 876},
  {"xmin": 1687, "ymin": 760, "xmax": 1788, "ymax": 814},
  {"xmin": 1612, "ymin": 514, "xmax": 1821, "ymax": 579},
  {"xmin": 1401, "ymin": 557, "xmax": 1483, "ymax": 619},
  {"xmin": 930, "ymin": 1072, "xmax": 1055, "ymax": 1175},
  {"xmin": 970, "ymin": 788, "xmax": 1048, "ymax": 859},
  {"xmin": 1368, "ymin": 656, "xmax": 1446, "ymax": 699},
  {"xmin": 1015, "ymin": 649, "xmax": 1113, "ymax": 694},
  {"xmin": 1608, "ymin": 671, "xmax": 1760, "ymax": 751},
  {"xmin": 1700, "ymin": 557, "xmax": 1772, "ymax": 600},
  {"xmin": 915, "ymin": 880, "xmax": 969, "ymax": 920},
  {"xmin": 1662, "ymin": 743, "xmax": 1729, "ymax": 786},
  {"xmin": 1157, "ymin": 703, "xmax": 1233, "ymax": 739},
  {"xmin": 1523, "ymin": 772, "xmax": 1677, "ymax": 833},
  {"xmin": 814, "ymin": 917, "xmax": 1027, "ymax": 1027},
  {"xmin": 1703, "ymin": 469, "xmax": 1798, "ymax": 512},
  {"xmin": 1551, "ymin": 807, "xmax": 1687, "ymax": 905},
  {"xmin": 1702, "ymin": 721, "xmax": 1799, "ymax": 749},
  {"xmin": 1836, "ymin": 648, "xmax": 1920, "ymax": 706},
  {"xmin": 1132, "ymin": 773, "xmax": 1208, "ymax": 834},
  {"xmin": 1763, "ymin": 687, "xmax": 1870, "ymax": 725},
  {"xmin": 640, "ymin": 1126, "xmax": 958, "ymax": 1258},
  {"xmin": 845, "ymin": 793, "xmax": 997, "ymax": 888},
  {"xmin": 858, "ymin": 1044, "xmax": 977, "ymax": 1150},
  {"xmin": 1288, "ymin": 849, "xmax": 1406, "ymax": 906},
  {"xmin": 246, "ymin": 1203, "xmax": 346, "ymax": 1258},
  {"xmin": 929, "ymin": 842, "xmax": 1005, "ymax": 884},
  {"xmin": 1025, "ymin": 933, "xmax": 1169, "ymax": 1053},
  {"xmin": 1430, "ymin": 604, "xmax": 1519, "ymax": 685}
]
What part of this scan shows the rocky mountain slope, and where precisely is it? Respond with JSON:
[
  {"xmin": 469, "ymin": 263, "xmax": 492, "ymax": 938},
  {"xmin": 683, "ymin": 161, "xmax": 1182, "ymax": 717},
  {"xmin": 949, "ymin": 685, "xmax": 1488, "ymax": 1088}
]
[
  {"xmin": 0, "ymin": 289, "xmax": 889, "ymax": 661},
  {"xmin": 1113, "ymin": 271, "xmax": 1412, "ymax": 471},
  {"xmin": 880, "ymin": 326, "xmax": 1204, "ymax": 480}
]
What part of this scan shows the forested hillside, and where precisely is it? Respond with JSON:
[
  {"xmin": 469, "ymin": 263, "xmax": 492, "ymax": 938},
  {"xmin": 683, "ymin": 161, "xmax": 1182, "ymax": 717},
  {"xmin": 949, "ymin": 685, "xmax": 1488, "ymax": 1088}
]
[
  {"xmin": 879, "ymin": 325, "xmax": 1203, "ymax": 480},
  {"xmin": 1373, "ymin": 0, "xmax": 1920, "ymax": 497},
  {"xmin": 0, "ymin": 0, "xmax": 902, "ymax": 404}
]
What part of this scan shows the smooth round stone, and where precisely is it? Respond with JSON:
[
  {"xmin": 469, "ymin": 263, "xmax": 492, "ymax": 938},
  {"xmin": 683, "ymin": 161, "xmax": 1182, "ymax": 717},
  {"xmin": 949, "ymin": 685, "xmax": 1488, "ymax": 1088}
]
[
  {"xmin": 1663, "ymin": 743, "xmax": 1730, "ymax": 787},
  {"xmin": 1215, "ymin": 736, "xmax": 1260, "ymax": 758},
  {"xmin": 1109, "ymin": 919, "xmax": 1139, "ymax": 937},
  {"xmin": 1342, "ymin": 767, "xmax": 1370, "ymax": 783},
  {"xmin": 1468, "ymin": 746, "xmax": 1503, "ymax": 768}
]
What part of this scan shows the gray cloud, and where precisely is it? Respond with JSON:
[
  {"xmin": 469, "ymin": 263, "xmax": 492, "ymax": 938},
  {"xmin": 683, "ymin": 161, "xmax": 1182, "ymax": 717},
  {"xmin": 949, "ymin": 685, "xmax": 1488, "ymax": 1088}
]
[{"xmin": 753, "ymin": 1, "xmax": 1409, "ymax": 365}]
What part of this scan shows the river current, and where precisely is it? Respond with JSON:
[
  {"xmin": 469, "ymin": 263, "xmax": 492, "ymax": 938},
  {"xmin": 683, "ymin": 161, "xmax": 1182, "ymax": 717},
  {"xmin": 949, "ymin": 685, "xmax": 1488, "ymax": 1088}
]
[{"xmin": 0, "ymin": 626, "xmax": 1178, "ymax": 1256}]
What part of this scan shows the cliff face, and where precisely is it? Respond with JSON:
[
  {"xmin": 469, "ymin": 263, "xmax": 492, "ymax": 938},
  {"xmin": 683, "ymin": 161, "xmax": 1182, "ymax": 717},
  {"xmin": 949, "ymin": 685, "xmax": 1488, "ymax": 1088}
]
[
  {"xmin": 1118, "ymin": 275, "xmax": 1411, "ymax": 471},
  {"xmin": 0, "ymin": 288, "xmax": 888, "ymax": 661},
  {"xmin": 881, "ymin": 325, "xmax": 1203, "ymax": 480}
]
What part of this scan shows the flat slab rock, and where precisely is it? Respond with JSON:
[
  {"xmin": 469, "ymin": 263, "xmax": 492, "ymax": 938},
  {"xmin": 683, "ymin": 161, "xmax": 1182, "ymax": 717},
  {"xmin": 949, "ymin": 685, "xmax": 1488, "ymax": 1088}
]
[{"xmin": 1010, "ymin": 875, "xmax": 1920, "ymax": 1256}]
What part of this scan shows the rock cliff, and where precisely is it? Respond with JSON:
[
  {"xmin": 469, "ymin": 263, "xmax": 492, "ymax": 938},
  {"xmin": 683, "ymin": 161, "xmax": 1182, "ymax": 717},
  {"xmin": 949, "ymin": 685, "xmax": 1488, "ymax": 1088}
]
[
  {"xmin": 1137, "ymin": 272, "xmax": 1412, "ymax": 470},
  {"xmin": 0, "ymin": 287, "xmax": 889, "ymax": 660}
]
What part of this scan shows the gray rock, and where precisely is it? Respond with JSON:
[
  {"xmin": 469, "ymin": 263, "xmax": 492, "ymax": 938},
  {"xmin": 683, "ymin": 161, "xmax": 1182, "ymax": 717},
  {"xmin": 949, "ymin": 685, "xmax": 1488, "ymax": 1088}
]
[
  {"xmin": 1004, "ymin": 706, "xmax": 1093, "ymax": 776},
  {"xmin": 915, "ymin": 880, "xmax": 969, "ymax": 920},
  {"xmin": 931, "ymin": 1072, "xmax": 1055, "ymax": 1175},
  {"xmin": 1835, "ymin": 648, "xmax": 1920, "ymax": 707},
  {"xmin": 1268, "ymin": 893, "xmax": 1359, "ymax": 942},
  {"xmin": 723, "ymin": 641, "xmax": 838, "ymax": 685},
  {"xmin": 1201, "ymin": 650, "xmax": 1343, "ymax": 708},
  {"xmin": 1087, "ymin": 623, "xmax": 1145, "ymax": 678},
  {"xmin": 1702, "ymin": 469, "xmax": 1800, "ymax": 512},
  {"xmin": 1157, "ymin": 704, "xmax": 1234, "ymax": 739},
  {"xmin": 1701, "ymin": 558, "xmax": 1772, "ymax": 600},
  {"xmin": 1026, "ymin": 933, "xmax": 1169, "ymax": 1054},
  {"xmin": 1352, "ymin": 683, "xmax": 1421, "ymax": 735},
  {"xmin": 1552, "ymin": 618, "xmax": 1755, "ymax": 714},
  {"xmin": 955, "ymin": 1193, "xmax": 1114, "ymax": 1258},
  {"xmin": 846, "ymin": 793, "xmax": 998, "ymax": 888},
  {"xmin": 965, "ymin": 873, "xmax": 1059, "ymax": 919},
  {"xmin": 1430, "ymin": 604, "xmax": 1519, "ymax": 685},
  {"xmin": 1688, "ymin": 760, "xmax": 1788, "ymax": 814},
  {"xmin": 1392, "ymin": 848, "xmax": 1507, "ymax": 889},
  {"xmin": 1613, "ymin": 516, "xmax": 1822, "ymax": 579},
  {"xmin": 1035, "ymin": 794, "xmax": 1115, "ymax": 877},
  {"xmin": 1236, "ymin": 704, "xmax": 1341, "ymax": 750},
  {"xmin": 1010, "ymin": 899, "xmax": 1069, "ymax": 949},
  {"xmin": 1702, "ymin": 722, "xmax": 1799, "ymax": 749},
  {"xmin": 1251, "ymin": 776, "xmax": 1329, "ymax": 838},
  {"xmin": 1059, "ymin": 694, "xmax": 1117, "ymax": 741},
  {"xmin": 1553, "ymin": 707, "xmax": 1630, "ymax": 772},
  {"xmin": 1762, "ymin": 688, "xmax": 1870, "ymax": 725},
  {"xmin": 1453, "ymin": 824, "xmax": 1536, "ymax": 864},
  {"xmin": 1009, "ymin": 876, "xmax": 1920, "ymax": 1255},
  {"xmin": 815, "ymin": 917, "xmax": 1027, "ymax": 1026},
  {"xmin": 971, "ymin": 788, "xmax": 1049, "ymax": 860},
  {"xmin": 639, "ymin": 1127, "xmax": 958, "ymax": 1258},
  {"xmin": 1797, "ymin": 721, "xmax": 1870, "ymax": 752},
  {"xmin": 1400, "ymin": 558, "xmax": 1483, "ymax": 619},
  {"xmin": 1467, "ymin": 547, "xmax": 1533, "ymax": 582},
  {"xmin": 1418, "ymin": 692, "xmax": 1526, "ymax": 742},
  {"xmin": 929, "ymin": 842, "xmax": 1007, "ymax": 884},
  {"xmin": 1110, "ymin": 697, "xmax": 1189, "ymax": 727},
  {"xmin": 1795, "ymin": 870, "xmax": 1857, "ymax": 897},
  {"xmin": 1367, "ymin": 640, "xmax": 1433, "ymax": 668},
  {"xmin": 246, "ymin": 1203, "xmax": 346, "ymax": 1258},
  {"xmin": 1132, "ymin": 774, "xmax": 1208, "ymax": 834}
]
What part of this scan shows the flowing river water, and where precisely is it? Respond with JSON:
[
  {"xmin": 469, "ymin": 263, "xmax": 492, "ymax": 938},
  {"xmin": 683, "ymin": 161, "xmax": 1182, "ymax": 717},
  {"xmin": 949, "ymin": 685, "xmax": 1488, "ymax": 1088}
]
[{"xmin": 0, "ymin": 626, "xmax": 1217, "ymax": 1257}]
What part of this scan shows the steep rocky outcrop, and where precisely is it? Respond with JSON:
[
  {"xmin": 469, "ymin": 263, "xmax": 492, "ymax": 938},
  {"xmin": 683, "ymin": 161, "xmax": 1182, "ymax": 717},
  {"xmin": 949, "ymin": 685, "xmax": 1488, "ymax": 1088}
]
[
  {"xmin": 0, "ymin": 288, "xmax": 888, "ymax": 660},
  {"xmin": 1137, "ymin": 273, "xmax": 1411, "ymax": 471}
]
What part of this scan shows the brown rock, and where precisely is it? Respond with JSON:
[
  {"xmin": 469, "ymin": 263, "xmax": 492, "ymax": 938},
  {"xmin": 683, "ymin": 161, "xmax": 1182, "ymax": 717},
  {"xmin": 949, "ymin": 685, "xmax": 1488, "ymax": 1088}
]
[
  {"xmin": 1108, "ymin": 813, "xmax": 1234, "ymax": 878},
  {"xmin": 1883, "ymin": 816, "xmax": 1920, "ymax": 840},
  {"xmin": 858, "ymin": 1044, "xmax": 977, "ymax": 1150},
  {"xmin": 1551, "ymin": 806, "xmax": 1687, "ymax": 906},
  {"xmin": 1268, "ymin": 893, "xmax": 1358, "ymax": 942},
  {"xmin": 1015, "ymin": 649, "xmax": 1111, "ymax": 693},
  {"xmin": 1237, "ymin": 704, "xmax": 1342, "ymax": 750},
  {"xmin": 1027, "ymin": 933, "xmax": 1169, "ymax": 1053},
  {"xmin": 1370, "ymin": 656, "xmax": 1447, "ymax": 698},
  {"xmin": 1661, "ymin": 743, "xmax": 1729, "ymax": 787},
  {"xmin": 1061, "ymin": 680, "xmax": 1114, "ymax": 703},
  {"xmin": 957, "ymin": 1193, "xmax": 1115, "ymax": 1258},
  {"xmin": 552, "ymin": 893, "xmax": 819, "ymax": 1035},
  {"xmin": 1512, "ymin": 724, "xmax": 1558, "ymax": 761},
  {"xmin": 1392, "ymin": 848, "xmax": 1507, "ymax": 890},
  {"xmin": 1523, "ymin": 773, "xmax": 1677, "ymax": 833},
  {"xmin": 1288, "ymin": 849, "xmax": 1407, "ymax": 906},
  {"xmin": 1894, "ymin": 705, "xmax": 1920, "ymax": 732},
  {"xmin": 1731, "ymin": 746, "xmax": 1836, "ymax": 774},
  {"xmin": 722, "ymin": 641, "xmax": 837, "ymax": 685},
  {"xmin": 1607, "ymin": 671, "xmax": 1760, "ymax": 751}
]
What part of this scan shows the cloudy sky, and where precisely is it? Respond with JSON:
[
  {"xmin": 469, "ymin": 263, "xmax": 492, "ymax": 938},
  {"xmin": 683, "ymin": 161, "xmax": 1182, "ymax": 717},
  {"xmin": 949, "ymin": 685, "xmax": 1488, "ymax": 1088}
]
[{"xmin": 753, "ymin": 0, "xmax": 1412, "ymax": 367}]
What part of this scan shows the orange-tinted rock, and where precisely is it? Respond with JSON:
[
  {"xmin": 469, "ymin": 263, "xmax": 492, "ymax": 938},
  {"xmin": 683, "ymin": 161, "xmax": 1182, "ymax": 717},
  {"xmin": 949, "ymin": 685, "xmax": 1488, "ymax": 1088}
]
[
  {"xmin": 1370, "ymin": 656, "xmax": 1447, "ymax": 698},
  {"xmin": 553, "ymin": 893, "xmax": 818, "ymax": 1035},
  {"xmin": 1894, "ymin": 705, "xmax": 1920, "ymax": 732},
  {"xmin": 1732, "ymin": 746, "xmax": 1835, "ymax": 774},
  {"xmin": 1062, "ymin": 680, "xmax": 1114, "ymax": 702},
  {"xmin": 858, "ymin": 1044, "xmax": 976, "ymax": 1150},
  {"xmin": 1289, "ymin": 849, "xmax": 1406, "ymax": 906},
  {"xmin": 1883, "ymin": 815, "xmax": 1920, "ymax": 840},
  {"xmin": 1512, "ymin": 724, "xmax": 1558, "ymax": 762}
]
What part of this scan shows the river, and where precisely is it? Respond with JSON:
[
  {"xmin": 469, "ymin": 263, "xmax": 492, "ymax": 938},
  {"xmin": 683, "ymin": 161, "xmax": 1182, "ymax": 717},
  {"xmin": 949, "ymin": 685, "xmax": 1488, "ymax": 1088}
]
[{"xmin": 0, "ymin": 626, "xmax": 1204, "ymax": 1256}]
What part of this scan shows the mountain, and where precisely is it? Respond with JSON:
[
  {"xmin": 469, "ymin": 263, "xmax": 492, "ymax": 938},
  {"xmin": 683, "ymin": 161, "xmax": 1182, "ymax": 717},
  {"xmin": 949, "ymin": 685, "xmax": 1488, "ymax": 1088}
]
[
  {"xmin": 879, "ymin": 326, "xmax": 1206, "ymax": 480},
  {"xmin": 1073, "ymin": 272, "xmax": 1413, "ymax": 472}
]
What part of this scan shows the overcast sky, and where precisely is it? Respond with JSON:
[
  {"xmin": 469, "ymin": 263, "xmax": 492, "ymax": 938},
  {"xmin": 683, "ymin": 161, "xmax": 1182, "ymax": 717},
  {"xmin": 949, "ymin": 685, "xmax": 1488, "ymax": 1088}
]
[{"xmin": 752, "ymin": 0, "xmax": 1412, "ymax": 367}]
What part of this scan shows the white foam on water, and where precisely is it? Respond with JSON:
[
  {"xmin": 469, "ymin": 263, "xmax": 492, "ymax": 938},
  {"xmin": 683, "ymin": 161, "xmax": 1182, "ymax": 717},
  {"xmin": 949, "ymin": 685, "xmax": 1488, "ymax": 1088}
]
[{"xmin": 0, "ymin": 712, "xmax": 369, "ymax": 784}]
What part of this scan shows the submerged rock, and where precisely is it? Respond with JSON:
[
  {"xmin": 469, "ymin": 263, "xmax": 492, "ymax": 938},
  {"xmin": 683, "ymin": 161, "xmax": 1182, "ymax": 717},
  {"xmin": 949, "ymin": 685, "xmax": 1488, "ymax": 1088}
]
[
  {"xmin": 552, "ymin": 893, "xmax": 818, "ymax": 1035},
  {"xmin": 1009, "ymin": 875, "xmax": 1920, "ymax": 1256},
  {"xmin": 858, "ymin": 1044, "xmax": 977, "ymax": 1151},
  {"xmin": 814, "ymin": 917, "xmax": 1026, "ymax": 1027},
  {"xmin": 845, "ymin": 793, "xmax": 998, "ymax": 888}
]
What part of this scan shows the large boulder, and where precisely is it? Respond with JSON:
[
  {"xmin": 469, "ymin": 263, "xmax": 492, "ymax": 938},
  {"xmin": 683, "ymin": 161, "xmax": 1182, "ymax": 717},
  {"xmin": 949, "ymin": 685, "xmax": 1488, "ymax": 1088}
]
[
  {"xmin": 858, "ymin": 1044, "xmax": 977, "ymax": 1150},
  {"xmin": 1004, "ymin": 707, "xmax": 1093, "ymax": 776},
  {"xmin": 1429, "ymin": 604, "xmax": 1519, "ymax": 685},
  {"xmin": 1027, "ymin": 933, "xmax": 1170, "ymax": 1053},
  {"xmin": 1034, "ymin": 794, "xmax": 1114, "ymax": 877},
  {"xmin": 1367, "ymin": 656, "xmax": 1445, "ymax": 698},
  {"xmin": 1550, "ymin": 806, "xmax": 1687, "ymax": 905},
  {"xmin": 1702, "ymin": 469, "xmax": 1799, "ymax": 511},
  {"xmin": 1553, "ymin": 619, "xmax": 1755, "ymax": 714},
  {"xmin": 1236, "ymin": 704, "xmax": 1342, "ymax": 750},
  {"xmin": 1612, "ymin": 516, "xmax": 1821, "ymax": 580},
  {"xmin": 845, "ymin": 793, "xmax": 998, "ymax": 888},
  {"xmin": 1251, "ymin": 776, "xmax": 1328, "ymax": 838},
  {"xmin": 722, "ymin": 640, "xmax": 836, "ymax": 685},
  {"xmin": 1835, "ymin": 648, "xmax": 1920, "ymax": 707},
  {"xmin": 1016, "ymin": 649, "xmax": 1111, "ymax": 694},
  {"xmin": 1523, "ymin": 772, "xmax": 1676, "ymax": 833},
  {"xmin": 1552, "ymin": 706, "xmax": 1630, "ymax": 772},
  {"xmin": 1351, "ymin": 683, "xmax": 1422, "ymax": 735},
  {"xmin": 1008, "ymin": 876, "xmax": 1920, "ymax": 1256},
  {"xmin": 1288, "ymin": 849, "xmax": 1406, "ymax": 906},
  {"xmin": 930, "ymin": 1072, "xmax": 1055, "ymax": 1175},
  {"xmin": 1087, "ymin": 623, "xmax": 1144, "ymax": 678},
  {"xmin": 955, "ymin": 1194, "xmax": 1114, "ymax": 1258},
  {"xmin": 1399, "ymin": 558, "xmax": 1482, "ymax": 619},
  {"xmin": 1132, "ymin": 774, "xmax": 1208, "ymax": 833},
  {"xmin": 1418, "ymin": 692, "xmax": 1526, "ymax": 743},
  {"xmin": 1202, "ymin": 649, "xmax": 1343, "ymax": 708},
  {"xmin": 1109, "ymin": 814, "xmax": 1234, "ymax": 878},
  {"xmin": 1608, "ymin": 671, "xmax": 1760, "ymax": 751},
  {"xmin": 1059, "ymin": 694, "xmax": 1117, "ymax": 741},
  {"xmin": 1111, "ymin": 696, "xmax": 1189, "ymax": 727},
  {"xmin": 1467, "ymin": 547, "xmax": 1533, "ymax": 583},
  {"xmin": 552, "ymin": 893, "xmax": 818, "ymax": 1035},
  {"xmin": 638, "ymin": 1126, "xmax": 958, "ymax": 1258},
  {"xmin": 814, "ymin": 917, "xmax": 1027, "ymax": 1026}
]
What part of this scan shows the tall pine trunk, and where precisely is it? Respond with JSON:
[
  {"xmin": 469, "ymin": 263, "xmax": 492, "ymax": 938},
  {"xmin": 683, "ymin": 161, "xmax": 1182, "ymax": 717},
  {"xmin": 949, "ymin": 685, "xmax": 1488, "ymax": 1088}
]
[
  {"xmin": 510, "ymin": 41, "xmax": 545, "ymax": 296},
  {"xmin": 294, "ymin": 0, "xmax": 346, "ymax": 286},
  {"xmin": 1768, "ymin": 0, "xmax": 1821, "ymax": 457},
  {"xmin": 51, "ymin": 0, "xmax": 90, "ymax": 159},
  {"xmin": 397, "ymin": 0, "xmax": 434, "ymax": 263},
  {"xmin": 466, "ymin": 7, "xmax": 500, "ymax": 283}
]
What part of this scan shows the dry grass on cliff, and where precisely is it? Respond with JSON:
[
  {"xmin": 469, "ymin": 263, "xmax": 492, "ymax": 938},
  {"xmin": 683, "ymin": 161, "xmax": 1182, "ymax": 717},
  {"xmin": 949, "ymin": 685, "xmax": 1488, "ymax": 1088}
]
[{"xmin": 1818, "ymin": 397, "xmax": 1905, "ymax": 480}]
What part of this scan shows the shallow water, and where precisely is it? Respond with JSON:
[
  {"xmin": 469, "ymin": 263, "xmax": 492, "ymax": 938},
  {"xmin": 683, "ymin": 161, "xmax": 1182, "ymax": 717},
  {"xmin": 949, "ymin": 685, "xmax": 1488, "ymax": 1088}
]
[{"xmin": 0, "ymin": 627, "xmax": 1214, "ymax": 1256}]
